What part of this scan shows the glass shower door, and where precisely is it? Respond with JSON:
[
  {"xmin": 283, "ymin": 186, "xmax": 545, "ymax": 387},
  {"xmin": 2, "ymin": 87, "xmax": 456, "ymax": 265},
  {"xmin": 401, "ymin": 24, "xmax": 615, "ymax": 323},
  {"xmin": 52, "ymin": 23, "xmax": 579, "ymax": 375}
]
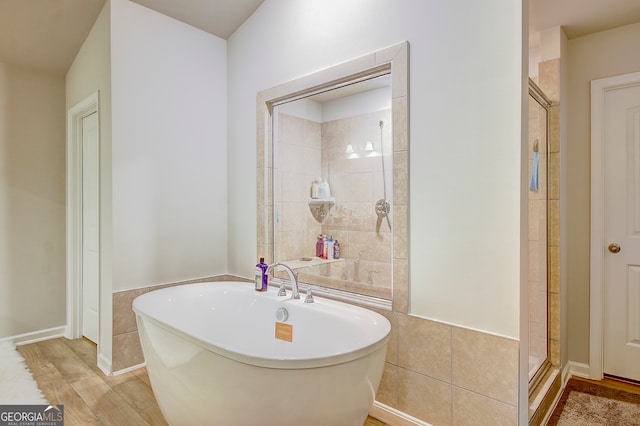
[{"xmin": 528, "ymin": 81, "xmax": 550, "ymax": 385}]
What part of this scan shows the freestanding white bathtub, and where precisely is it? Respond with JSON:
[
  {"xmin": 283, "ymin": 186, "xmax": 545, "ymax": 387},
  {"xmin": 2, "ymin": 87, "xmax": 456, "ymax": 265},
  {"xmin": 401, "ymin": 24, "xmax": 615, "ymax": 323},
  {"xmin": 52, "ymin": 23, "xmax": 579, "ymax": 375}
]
[{"xmin": 132, "ymin": 281, "xmax": 391, "ymax": 426}]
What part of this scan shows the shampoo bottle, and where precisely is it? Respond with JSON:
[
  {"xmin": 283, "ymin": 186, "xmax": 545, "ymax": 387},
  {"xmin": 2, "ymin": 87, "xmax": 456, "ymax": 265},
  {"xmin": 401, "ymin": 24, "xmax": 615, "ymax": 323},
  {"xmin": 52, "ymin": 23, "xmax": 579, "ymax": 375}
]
[
  {"xmin": 316, "ymin": 234, "xmax": 324, "ymax": 258},
  {"xmin": 255, "ymin": 258, "xmax": 268, "ymax": 291},
  {"xmin": 333, "ymin": 239, "xmax": 340, "ymax": 259},
  {"xmin": 323, "ymin": 235, "xmax": 328, "ymax": 259},
  {"xmin": 327, "ymin": 235, "xmax": 335, "ymax": 260}
]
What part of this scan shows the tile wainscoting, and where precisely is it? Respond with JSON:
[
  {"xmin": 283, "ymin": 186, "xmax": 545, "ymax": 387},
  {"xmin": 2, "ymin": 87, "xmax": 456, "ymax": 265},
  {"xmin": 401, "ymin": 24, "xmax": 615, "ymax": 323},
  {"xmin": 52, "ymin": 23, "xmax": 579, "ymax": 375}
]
[
  {"xmin": 111, "ymin": 275, "xmax": 251, "ymax": 372},
  {"xmin": 111, "ymin": 275, "xmax": 518, "ymax": 425}
]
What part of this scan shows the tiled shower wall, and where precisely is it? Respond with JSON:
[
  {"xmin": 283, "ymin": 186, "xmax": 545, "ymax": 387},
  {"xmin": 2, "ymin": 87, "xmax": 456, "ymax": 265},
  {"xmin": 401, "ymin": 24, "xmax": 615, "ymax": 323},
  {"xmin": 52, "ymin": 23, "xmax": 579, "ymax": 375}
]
[
  {"xmin": 275, "ymin": 110, "xmax": 393, "ymax": 299},
  {"xmin": 320, "ymin": 109, "xmax": 393, "ymax": 298},
  {"xmin": 274, "ymin": 113, "xmax": 322, "ymax": 263}
]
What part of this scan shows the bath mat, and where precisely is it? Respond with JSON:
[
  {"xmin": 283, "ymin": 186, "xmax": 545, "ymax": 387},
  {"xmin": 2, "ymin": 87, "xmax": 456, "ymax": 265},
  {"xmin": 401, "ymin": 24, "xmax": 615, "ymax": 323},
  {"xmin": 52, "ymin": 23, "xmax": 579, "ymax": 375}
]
[
  {"xmin": 547, "ymin": 377, "xmax": 640, "ymax": 425},
  {"xmin": 0, "ymin": 340, "xmax": 47, "ymax": 404}
]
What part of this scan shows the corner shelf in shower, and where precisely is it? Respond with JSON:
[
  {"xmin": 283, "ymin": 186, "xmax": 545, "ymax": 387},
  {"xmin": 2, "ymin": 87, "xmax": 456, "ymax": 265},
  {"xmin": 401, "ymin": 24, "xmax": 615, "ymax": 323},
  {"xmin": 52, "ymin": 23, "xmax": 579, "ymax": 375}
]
[{"xmin": 307, "ymin": 197, "xmax": 335, "ymax": 223}]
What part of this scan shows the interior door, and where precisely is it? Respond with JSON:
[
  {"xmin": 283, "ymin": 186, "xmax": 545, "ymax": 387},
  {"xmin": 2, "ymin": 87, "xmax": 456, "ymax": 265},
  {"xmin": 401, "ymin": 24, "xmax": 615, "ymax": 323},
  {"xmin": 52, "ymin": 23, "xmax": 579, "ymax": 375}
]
[
  {"xmin": 81, "ymin": 111, "xmax": 99, "ymax": 343},
  {"xmin": 603, "ymin": 82, "xmax": 640, "ymax": 382}
]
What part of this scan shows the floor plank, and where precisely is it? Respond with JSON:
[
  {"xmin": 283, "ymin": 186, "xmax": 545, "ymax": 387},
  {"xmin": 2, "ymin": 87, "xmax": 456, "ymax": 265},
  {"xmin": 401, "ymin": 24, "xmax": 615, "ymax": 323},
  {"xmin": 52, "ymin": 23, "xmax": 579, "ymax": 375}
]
[
  {"xmin": 37, "ymin": 339, "xmax": 97, "ymax": 383},
  {"xmin": 112, "ymin": 379, "xmax": 168, "ymax": 426},
  {"xmin": 576, "ymin": 376, "xmax": 640, "ymax": 396},
  {"xmin": 71, "ymin": 375, "xmax": 148, "ymax": 426},
  {"xmin": 33, "ymin": 369, "xmax": 100, "ymax": 426}
]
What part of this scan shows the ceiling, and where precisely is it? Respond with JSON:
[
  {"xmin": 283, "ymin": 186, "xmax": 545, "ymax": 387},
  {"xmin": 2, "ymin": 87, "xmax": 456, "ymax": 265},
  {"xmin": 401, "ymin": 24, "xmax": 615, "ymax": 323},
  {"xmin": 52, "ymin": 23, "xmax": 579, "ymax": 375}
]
[
  {"xmin": 0, "ymin": 0, "xmax": 639, "ymax": 76},
  {"xmin": 130, "ymin": 0, "xmax": 263, "ymax": 39},
  {"xmin": 529, "ymin": 0, "xmax": 640, "ymax": 39},
  {"xmin": 0, "ymin": 0, "xmax": 106, "ymax": 75},
  {"xmin": 0, "ymin": 0, "xmax": 263, "ymax": 75}
]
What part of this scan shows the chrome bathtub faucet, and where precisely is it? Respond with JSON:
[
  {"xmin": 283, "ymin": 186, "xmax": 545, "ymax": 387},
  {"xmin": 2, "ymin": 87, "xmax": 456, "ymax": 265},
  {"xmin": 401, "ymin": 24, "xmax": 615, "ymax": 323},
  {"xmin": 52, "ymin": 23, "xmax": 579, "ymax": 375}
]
[{"xmin": 267, "ymin": 262, "xmax": 300, "ymax": 300}]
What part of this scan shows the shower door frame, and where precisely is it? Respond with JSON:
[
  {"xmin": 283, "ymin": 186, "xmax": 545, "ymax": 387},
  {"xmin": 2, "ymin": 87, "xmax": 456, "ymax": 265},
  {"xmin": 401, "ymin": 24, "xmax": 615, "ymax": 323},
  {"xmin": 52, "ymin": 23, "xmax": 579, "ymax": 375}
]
[{"xmin": 528, "ymin": 79, "xmax": 552, "ymax": 394}]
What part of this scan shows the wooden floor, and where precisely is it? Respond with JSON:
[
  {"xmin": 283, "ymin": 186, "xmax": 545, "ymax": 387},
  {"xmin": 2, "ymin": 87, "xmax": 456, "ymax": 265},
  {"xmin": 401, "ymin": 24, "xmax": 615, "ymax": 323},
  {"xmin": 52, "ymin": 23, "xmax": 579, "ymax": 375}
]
[
  {"xmin": 18, "ymin": 338, "xmax": 166, "ymax": 425},
  {"xmin": 18, "ymin": 337, "xmax": 386, "ymax": 426},
  {"xmin": 574, "ymin": 375, "xmax": 640, "ymax": 396}
]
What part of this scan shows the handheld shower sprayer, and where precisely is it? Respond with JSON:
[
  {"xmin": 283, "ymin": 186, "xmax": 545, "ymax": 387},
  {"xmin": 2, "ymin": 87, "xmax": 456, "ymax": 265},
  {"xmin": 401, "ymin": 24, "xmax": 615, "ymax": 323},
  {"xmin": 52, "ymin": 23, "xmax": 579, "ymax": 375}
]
[{"xmin": 376, "ymin": 120, "xmax": 391, "ymax": 232}]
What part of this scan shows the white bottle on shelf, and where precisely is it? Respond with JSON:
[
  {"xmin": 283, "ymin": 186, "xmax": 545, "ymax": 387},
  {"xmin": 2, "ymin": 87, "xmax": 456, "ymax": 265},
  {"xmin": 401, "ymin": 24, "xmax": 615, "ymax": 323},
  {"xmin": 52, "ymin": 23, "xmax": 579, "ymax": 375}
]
[
  {"xmin": 327, "ymin": 235, "xmax": 335, "ymax": 260},
  {"xmin": 310, "ymin": 178, "xmax": 321, "ymax": 199},
  {"xmin": 318, "ymin": 179, "xmax": 331, "ymax": 198}
]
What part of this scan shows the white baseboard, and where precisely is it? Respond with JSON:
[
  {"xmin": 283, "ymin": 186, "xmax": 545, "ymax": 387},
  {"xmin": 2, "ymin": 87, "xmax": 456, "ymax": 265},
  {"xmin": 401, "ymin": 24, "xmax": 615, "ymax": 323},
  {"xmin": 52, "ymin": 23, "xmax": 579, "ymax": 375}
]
[
  {"xmin": 369, "ymin": 401, "xmax": 431, "ymax": 426},
  {"xmin": 0, "ymin": 326, "xmax": 66, "ymax": 346},
  {"xmin": 97, "ymin": 352, "xmax": 112, "ymax": 376},
  {"xmin": 569, "ymin": 361, "xmax": 590, "ymax": 379},
  {"xmin": 112, "ymin": 362, "xmax": 146, "ymax": 376}
]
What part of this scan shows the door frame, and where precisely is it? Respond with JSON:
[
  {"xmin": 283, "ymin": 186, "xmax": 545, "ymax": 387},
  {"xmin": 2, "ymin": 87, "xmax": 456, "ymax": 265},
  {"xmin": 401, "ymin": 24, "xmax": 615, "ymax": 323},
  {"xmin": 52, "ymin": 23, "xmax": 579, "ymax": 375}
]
[
  {"xmin": 590, "ymin": 71, "xmax": 640, "ymax": 380},
  {"xmin": 66, "ymin": 92, "xmax": 100, "ymax": 341}
]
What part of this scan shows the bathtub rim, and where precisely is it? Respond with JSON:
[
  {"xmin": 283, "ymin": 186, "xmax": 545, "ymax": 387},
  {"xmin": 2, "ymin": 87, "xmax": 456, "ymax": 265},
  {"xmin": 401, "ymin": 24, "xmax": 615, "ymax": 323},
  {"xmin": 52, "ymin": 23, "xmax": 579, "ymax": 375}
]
[{"xmin": 133, "ymin": 281, "xmax": 391, "ymax": 370}]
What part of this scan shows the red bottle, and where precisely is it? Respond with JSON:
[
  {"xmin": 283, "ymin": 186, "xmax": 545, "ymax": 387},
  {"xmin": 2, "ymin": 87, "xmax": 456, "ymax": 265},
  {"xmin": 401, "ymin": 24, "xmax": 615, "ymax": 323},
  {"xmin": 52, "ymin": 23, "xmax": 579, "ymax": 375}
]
[{"xmin": 316, "ymin": 234, "xmax": 324, "ymax": 258}]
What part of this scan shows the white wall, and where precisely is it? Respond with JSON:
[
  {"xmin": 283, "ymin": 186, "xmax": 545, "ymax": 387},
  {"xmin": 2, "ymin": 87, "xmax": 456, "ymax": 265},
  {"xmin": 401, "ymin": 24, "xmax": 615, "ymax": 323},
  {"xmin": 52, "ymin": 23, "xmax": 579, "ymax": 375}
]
[
  {"xmin": 66, "ymin": 0, "xmax": 113, "ymax": 360},
  {"xmin": 566, "ymin": 22, "xmax": 640, "ymax": 363},
  {"xmin": 227, "ymin": 0, "xmax": 523, "ymax": 337},
  {"xmin": 110, "ymin": 0, "xmax": 228, "ymax": 291},
  {"xmin": 0, "ymin": 62, "xmax": 66, "ymax": 338},
  {"xmin": 321, "ymin": 86, "xmax": 391, "ymax": 122},
  {"xmin": 280, "ymin": 87, "xmax": 391, "ymax": 123}
]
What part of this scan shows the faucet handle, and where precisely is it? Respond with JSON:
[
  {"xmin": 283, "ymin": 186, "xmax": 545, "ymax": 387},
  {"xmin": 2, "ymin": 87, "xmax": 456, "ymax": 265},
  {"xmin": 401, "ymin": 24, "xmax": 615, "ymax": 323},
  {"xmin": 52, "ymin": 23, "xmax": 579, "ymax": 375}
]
[
  {"xmin": 304, "ymin": 288, "xmax": 314, "ymax": 304},
  {"xmin": 278, "ymin": 282, "xmax": 287, "ymax": 297}
]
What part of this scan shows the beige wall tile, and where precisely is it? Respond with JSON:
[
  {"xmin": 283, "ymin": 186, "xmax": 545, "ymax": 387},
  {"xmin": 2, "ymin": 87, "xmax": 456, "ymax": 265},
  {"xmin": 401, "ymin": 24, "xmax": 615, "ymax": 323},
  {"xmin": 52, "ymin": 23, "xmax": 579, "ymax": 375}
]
[
  {"xmin": 112, "ymin": 331, "xmax": 144, "ymax": 372},
  {"xmin": 393, "ymin": 151, "xmax": 408, "ymax": 205},
  {"xmin": 393, "ymin": 258, "xmax": 408, "ymax": 313},
  {"xmin": 398, "ymin": 315, "xmax": 452, "ymax": 382},
  {"xmin": 393, "ymin": 204, "xmax": 408, "ymax": 260},
  {"xmin": 452, "ymin": 387, "xmax": 517, "ymax": 426},
  {"xmin": 113, "ymin": 288, "xmax": 149, "ymax": 336},
  {"xmin": 550, "ymin": 338, "xmax": 560, "ymax": 366},
  {"xmin": 393, "ymin": 97, "xmax": 408, "ymax": 152},
  {"xmin": 538, "ymin": 59, "xmax": 560, "ymax": 102},
  {"xmin": 399, "ymin": 369, "xmax": 452, "ymax": 425},
  {"xmin": 452, "ymin": 327, "xmax": 518, "ymax": 405},
  {"xmin": 549, "ymin": 293, "xmax": 560, "ymax": 341},
  {"xmin": 321, "ymin": 117, "xmax": 348, "ymax": 148},
  {"xmin": 528, "ymin": 240, "xmax": 540, "ymax": 283},
  {"xmin": 549, "ymin": 152, "xmax": 560, "ymax": 201},
  {"xmin": 347, "ymin": 231, "xmax": 392, "ymax": 263},
  {"xmin": 549, "ymin": 245, "xmax": 560, "ymax": 294},
  {"xmin": 549, "ymin": 200, "xmax": 559, "ymax": 246},
  {"xmin": 376, "ymin": 362, "xmax": 399, "ymax": 408},
  {"xmin": 538, "ymin": 242, "xmax": 548, "ymax": 285},
  {"xmin": 538, "ymin": 199, "xmax": 548, "ymax": 245},
  {"xmin": 529, "ymin": 198, "xmax": 539, "ymax": 240},
  {"xmin": 549, "ymin": 105, "xmax": 560, "ymax": 153},
  {"xmin": 348, "ymin": 172, "xmax": 374, "ymax": 202}
]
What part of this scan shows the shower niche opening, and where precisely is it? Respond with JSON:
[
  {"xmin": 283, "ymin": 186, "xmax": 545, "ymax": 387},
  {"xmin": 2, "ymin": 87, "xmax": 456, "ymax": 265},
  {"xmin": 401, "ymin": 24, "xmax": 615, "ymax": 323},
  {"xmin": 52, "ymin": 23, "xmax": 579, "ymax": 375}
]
[{"xmin": 270, "ymin": 74, "xmax": 394, "ymax": 302}]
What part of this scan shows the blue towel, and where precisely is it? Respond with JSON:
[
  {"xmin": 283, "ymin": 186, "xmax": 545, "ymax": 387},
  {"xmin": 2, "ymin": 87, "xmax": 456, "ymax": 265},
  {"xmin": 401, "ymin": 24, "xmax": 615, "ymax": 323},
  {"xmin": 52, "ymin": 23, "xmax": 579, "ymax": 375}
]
[{"xmin": 529, "ymin": 151, "xmax": 539, "ymax": 191}]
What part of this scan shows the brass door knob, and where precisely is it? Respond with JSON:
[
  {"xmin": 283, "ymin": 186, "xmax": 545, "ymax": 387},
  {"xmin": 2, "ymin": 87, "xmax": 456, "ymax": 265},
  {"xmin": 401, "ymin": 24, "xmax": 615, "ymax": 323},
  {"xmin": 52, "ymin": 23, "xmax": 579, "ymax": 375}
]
[{"xmin": 608, "ymin": 243, "xmax": 621, "ymax": 254}]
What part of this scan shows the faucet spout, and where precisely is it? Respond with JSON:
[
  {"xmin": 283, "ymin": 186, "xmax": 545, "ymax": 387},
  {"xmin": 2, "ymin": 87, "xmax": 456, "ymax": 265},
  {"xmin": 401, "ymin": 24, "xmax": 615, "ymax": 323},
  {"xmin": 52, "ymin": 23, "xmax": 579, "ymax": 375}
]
[{"xmin": 266, "ymin": 262, "xmax": 300, "ymax": 299}]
